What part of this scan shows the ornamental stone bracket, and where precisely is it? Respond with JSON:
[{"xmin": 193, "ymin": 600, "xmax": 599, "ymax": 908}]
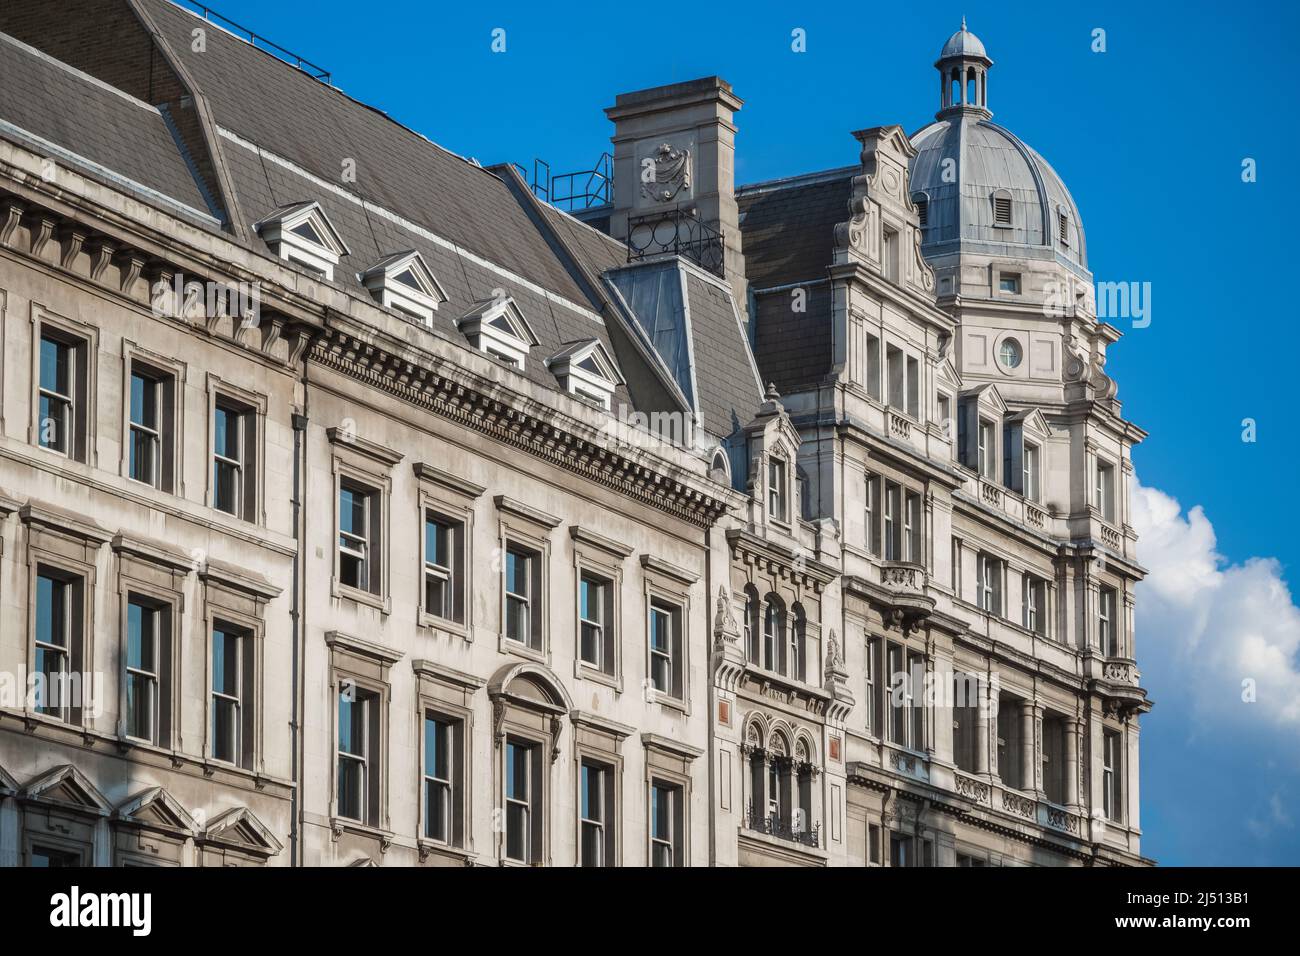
[
  {"xmin": 725, "ymin": 527, "xmax": 839, "ymax": 595},
  {"xmin": 844, "ymin": 565, "xmax": 936, "ymax": 636},
  {"xmin": 1088, "ymin": 655, "xmax": 1150, "ymax": 718},
  {"xmin": 711, "ymin": 585, "xmax": 746, "ymax": 692},
  {"xmin": 822, "ymin": 629, "xmax": 855, "ymax": 725}
]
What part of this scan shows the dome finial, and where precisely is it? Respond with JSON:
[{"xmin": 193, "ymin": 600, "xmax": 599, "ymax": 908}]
[{"xmin": 961, "ymin": 14, "xmax": 967, "ymax": 31}]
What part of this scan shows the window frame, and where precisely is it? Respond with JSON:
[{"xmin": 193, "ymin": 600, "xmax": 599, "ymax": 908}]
[
  {"xmin": 575, "ymin": 754, "xmax": 621, "ymax": 868},
  {"xmin": 113, "ymin": 538, "xmax": 185, "ymax": 752},
  {"xmin": 32, "ymin": 565, "xmax": 80, "ymax": 722},
  {"xmin": 330, "ymin": 447, "xmax": 396, "ymax": 612},
  {"xmin": 570, "ymin": 526, "xmax": 629, "ymax": 687},
  {"xmin": 977, "ymin": 418, "xmax": 996, "ymax": 478},
  {"xmin": 640, "ymin": 560, "xmax": 694, "ymax": 713},
  {"xmin": 414, "ymin": 661, "xmax": 478, "ymax": 858},
  {"xmin": 32, "ymin": 308, "xmax": 97, "ymax": 464},
  {"xmin": 336, "ymin": 684, "xmax": 376, "ymax": 825},
  {"xmin": 1103, "ymin": 728, "xmax": 1123, "ymax": 822},
  {"xmin": 863, "ymin": 471, "xmax": 880, "ymax": 555},
  {"xmin": 208, "ymin": 621, "xmax": 247, "ymax": 766},
  {"xmin": 503, "ymin": 735, "xmax": 542, "ymax": 865},
  {"xmin": 124, "ymin": 593, "xmax": 166, "ymax": 745},
  {"xmin": 326, "ymin": 632, "xmax": 399, "ymax": 837},
  {"xmin": 767, "ymin": 455, "xmax": 789, "ymax": 524},
  {"xmin": 1095, "ymin": 458, "xmax": 1117, "ymax": 522},
  {"xmin": 201, "ymin": 571, "xmax": 268, "ymax": 775},
  {"xmin": 207, "ymin": 377, "xmax": 265, "ymax": 524},
  {"xmin": 1022, "ymin": 573, "xmax": 1048, "ymax": 637},
  {"xmin": 1023, "ymin": 441, "xmax": 1040, "ymax": 502},
  {"xmin": 976, "ymin": 552, "xmax": 1004, "ymax": 616},
  {"xmin": 122, "ymin": 343, "xmax": 184, "ymax": 495},
  {"xmin": 1099, "ymin": 585, "xmax": 1118, "ymax": 656}
]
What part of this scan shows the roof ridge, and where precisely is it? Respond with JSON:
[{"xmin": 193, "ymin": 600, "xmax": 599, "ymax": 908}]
[
  {"xmin": 736, "ymin": 165, "xmax": 857, "ymax": 196},
  {"xmin": 156, "ymin": 0, "xmax": 521, "ymax": 191}
]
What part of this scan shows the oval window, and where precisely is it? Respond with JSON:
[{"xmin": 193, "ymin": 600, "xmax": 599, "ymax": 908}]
[{"xmin": 999, "ymin": 338, "xmax": 1023, "ymax": 369}]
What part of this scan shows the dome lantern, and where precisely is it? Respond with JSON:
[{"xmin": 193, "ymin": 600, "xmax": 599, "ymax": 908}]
[{"xmin": 936, "ymin": 17, "xmax": 993, "ymax": 119}]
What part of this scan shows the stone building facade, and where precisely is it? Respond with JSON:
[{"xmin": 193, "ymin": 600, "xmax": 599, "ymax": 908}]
[{"xmin": 0, "ymin": 1, "xmax": 1150, "ymax": 866}]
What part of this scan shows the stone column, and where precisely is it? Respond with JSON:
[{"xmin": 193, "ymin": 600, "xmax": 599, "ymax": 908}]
[
  {"xmin": 975, "ymin": 679, "xmax": 990, "ymax": 775},
  {"xmin": 1065, "ymin": 718, "xmax": 1081, "ymax": 808},
  {"xmin": 1020, "ymin": 700, "xmax": 1037, "ymax": 793}
]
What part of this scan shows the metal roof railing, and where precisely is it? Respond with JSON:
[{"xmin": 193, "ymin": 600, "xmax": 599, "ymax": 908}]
[{"xmin": 177, "ymin": 1, "xmax": 332, "ymax": 84}]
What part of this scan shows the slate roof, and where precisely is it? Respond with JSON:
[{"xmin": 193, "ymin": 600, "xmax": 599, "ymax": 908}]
[
  {"xmin": 735, "ymin": 171, "xmax": 851, "ymax": 393},
  {"xmin": 682, "ymin": 270, "xmax": 763, "ymax": 439},
  {"xmin": 737, "ymin": 171, "xmax": 852, "ymax": 289},
  {"xmin": 0, "ymin": 32, "xmax": 212, "ymax": 219},
  {"xmin": 0, "ymin": 0, "xmax": 768, "ymax": 445},
  {"xmin": 137, "ymin": 0, "xmax": 597, "ymax": 306}
]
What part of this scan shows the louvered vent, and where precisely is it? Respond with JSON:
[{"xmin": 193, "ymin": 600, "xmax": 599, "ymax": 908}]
[
  {"xmin": 916, "ymin": 199, "xmax": 928, "ymax": 227},
  {"xmin": 993, "ymin": 195, "xmax": 1012, "ymax": 225},
  {"xmin": 1058, "ymin": 211, "xmax": 1069, "ymax": 247}
]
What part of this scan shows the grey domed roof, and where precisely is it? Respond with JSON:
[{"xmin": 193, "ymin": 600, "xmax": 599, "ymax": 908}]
[
  {"xmin": 939, "ymin": 25, "xmax": 988, "ymax": 61},
  {"xmin": 909, "ymin": 116, "xmax": 1088, "ymax": 272}
]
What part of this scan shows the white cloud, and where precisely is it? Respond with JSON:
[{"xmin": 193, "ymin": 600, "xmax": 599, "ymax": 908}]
[{"xmin": 1132, "ymin": 480, "xmax": 1300, "ymax": 729}]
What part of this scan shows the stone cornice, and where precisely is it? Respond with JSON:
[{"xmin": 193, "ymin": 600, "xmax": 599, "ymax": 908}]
[
  {"xmin": 569, "ymin": 525, "xmax": 634, "ymax": 559},
  {"xmin": 312, "ymin": 325, "xmax": 731, "ymax": 529},
  {"xmin": 725, "ymin": 527, "xmax": 838, "ymax": 591},
  {"xmin": 412, "ymin": 462, "xmax": 486, "ymax": 500},
  {"xmin": 494, "ymin": 495, "xmax": 561, "ymax": 530},
  {"xmin": 325, "ymin": 630, "xmax": 405, "ymax": 666},
  {"xmin": 326, "ymin": 427, "xmax": 404, "ymax": 467},
  {"xmin": 640, "ymin": 732, "xmax": 703, "ymax": 761}
]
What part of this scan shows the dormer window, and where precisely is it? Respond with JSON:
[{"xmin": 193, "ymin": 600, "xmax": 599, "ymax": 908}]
[
  {"xmin": 991, "ymin": 190, "xmax": 1012, "ymax": 227},
  {"xmin": 456, "ymin": 296, "xmax": 540, "ymax": 370},
  {"xmin": 254, "ymin": 201, "xmax": 349, "ymax": 281},
  {"xmin": 546, "ymin": 339, "xmax": 623, "ymax": 411},
  {"xmin": 360, "ymin": 251, "xmax": 448, "ymax": 326}
]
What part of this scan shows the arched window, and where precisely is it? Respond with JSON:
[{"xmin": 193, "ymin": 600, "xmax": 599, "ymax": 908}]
[
  {"xmin": 793, "ymin": 738, "xmax": 814, "ymax": 835},
  {"xmin": 763, "ymin": 597, "xmax": 785, "ymax": 673},
  {"xmin": 790, "ymin": 604, "xmax": 808, "ymax": 683},
  {"xmin": 767, "ymin": 732, "xmax": 791, "ymax": 825},
  {"xmin": 743, "ymin": 585, "xmax": 761, "ymax": 665}
]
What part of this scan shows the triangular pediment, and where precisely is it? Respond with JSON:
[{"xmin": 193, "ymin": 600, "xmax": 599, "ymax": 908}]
[
  {"xmin": 254, "ymin": 200, "xmax": 350, "ymax": 258},
  {"xmin": 937, "ymin": 356, "xmax": 962, "ymax": 389},
  {"xmin": 115, "ymin": 787, "xmax": 198, "ymax": 834},
  {"xmin": 0, "ymin": 761, "xmax": 18, "ymax": 793},
  {"xmin": 547, "ymin": 339, "xmax": 625, "ymax": 387},
  {"xmin": 203, "ymin": 806, "xmax": 284, "ymax": 856},
  {"xmin": 458, "ymin": 296, "xmax": 540, "ymax": 347},
  {"xmin": 1006, "ymin": 406, "xmax": 1051, "ymax": 441},
  {"xmin": 21, "ymin": 764, "xmax": 110, "ymax": 814},
  {"xmin": 962, "ymin": 382, "xmax": 1008, "ymax": 416},
  {"xmin": 361, "ymin": 250, "xmax": 448, "ymax": 306}
]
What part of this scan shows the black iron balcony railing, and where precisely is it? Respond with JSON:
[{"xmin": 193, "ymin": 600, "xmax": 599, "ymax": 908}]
[
  {"xmin": 626, "ymin": 206, "xmax": 725, "ymax": 278},
  {"xmin": 744, "ymin": 805, "xmax": 821, "ymax": 848}
]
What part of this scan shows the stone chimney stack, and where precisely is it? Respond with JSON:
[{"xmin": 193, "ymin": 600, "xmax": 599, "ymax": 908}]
[{"xmin": 605, "ymin": 77, "xmax": 747, "ymax": 314}]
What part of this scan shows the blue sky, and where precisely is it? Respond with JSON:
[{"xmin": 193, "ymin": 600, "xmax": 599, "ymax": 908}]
[{"xmin": 190, "ymin": 0, "xmax": 1300, "ymax": 864}]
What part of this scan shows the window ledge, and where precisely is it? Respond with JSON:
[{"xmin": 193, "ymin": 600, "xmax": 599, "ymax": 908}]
[
  {"xmin": 500, "ymin": 637, "xmax": 547, "ymax": 665},
  {"xmin": 334, "ymin": 581, "xmax": 389, "ymax": 614},
  {"xmin": 647, "ymin": 690, "xmax": 690, "ymax": 716},
  {"xmin": 417, "ymin": 839, "xmax": 476, "ymax": 865},
  {"xmin": 419, "ymin": 613, "xmax": 471, "ymax": 643},
  {"xmin": 329, "ymin": 817, "xmax": 395, "ymax": 846},
  {"xmin": 575, "ymin": 662, "xmax": 622, "ymax": 693}
]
